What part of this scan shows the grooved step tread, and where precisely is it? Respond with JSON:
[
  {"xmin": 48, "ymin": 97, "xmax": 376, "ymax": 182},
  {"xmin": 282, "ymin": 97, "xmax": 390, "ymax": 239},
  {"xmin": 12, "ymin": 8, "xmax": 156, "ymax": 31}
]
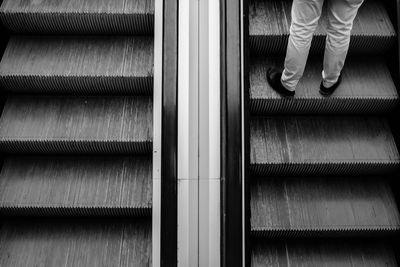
[
  {"xmin": 0, "ymin": 157, "xmax": 151, "ymax": 216},
  {"xmin": 252, "ymin": 240, "xmax": 397, "ymax": 267},
  {"xmin": 250, "ymin": 116, "xmax": 399, "ymax": 176},
  {"xmin": 0, "ymin": 36, "xmax": 154, "ymax": 94},
  {"xmin": 0, "ymin": 218, "xmax": 151, "ymax": 267},
  {"xmin": 0, "ymin": 96, "xmax": 153, "ymax": 154},
  {"xmin": 251, "ymin": 178, "xmax": 400, "ymax": 237},
  {"xmin": 0, "ymin": 0, "xmax": 154, "ymax": 34},
  {"xmin": 249, "ymin": 0, "xmax": 396, "ymax": 54},
  {"xmin": 250, "ymin": 56, "xmax": 398, "ymax": 114}
]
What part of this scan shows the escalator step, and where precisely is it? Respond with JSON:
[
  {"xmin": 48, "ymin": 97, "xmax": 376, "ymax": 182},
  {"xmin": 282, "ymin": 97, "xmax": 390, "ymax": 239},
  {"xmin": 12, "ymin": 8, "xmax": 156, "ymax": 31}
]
[
  {"xmin": 0, "ymin": 96, "xmax": 152, "ymax": 154},
  {"xmin": 0, "ymin": 157, "xmax": 151, "ymax": 216},
  {"xmin": 0, "ymin": 0, "xmax": 154, "ymax": 34},
  {"xmin": 251, "ymin": 178, "xmax": 400, "ymax": 237},
  {"xmin": 0, "ymin": 218, "xmax": 151, "ymax": 267},
  {"xmin": 0, "ymin": 36, "xmax": 153, "ymax": 95},
  {"xmin": 251, "ymin": 240, "xmax": 397, "ymax": 267},
  {"xmin": 249, "ymin": 0, "xmax": 396, "ymax": 54},
  {"xmin": 250, "ymin": 56, "xmax": 398, "ymax": 114},
  {"xmin": 250, "ymin": 116, "xmax": 399, "ymax": 176}
]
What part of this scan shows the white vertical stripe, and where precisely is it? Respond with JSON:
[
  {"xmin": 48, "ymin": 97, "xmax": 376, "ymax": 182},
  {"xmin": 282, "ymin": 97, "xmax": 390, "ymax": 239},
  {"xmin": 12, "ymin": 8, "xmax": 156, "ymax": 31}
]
[
  {"xmin": 199, "ymin": 0, "xmax": 221, "ymax": 265},
  {"xmin": 208, "ymin": 0, "xmax": 221, "ymax": 182},
  {"xmin": 178, "ymin": 0, "xmax": 199, "ymax": 266},
  {"xmin": 152, "ymin": 0, "xmax": 163, "ymax": 265}
]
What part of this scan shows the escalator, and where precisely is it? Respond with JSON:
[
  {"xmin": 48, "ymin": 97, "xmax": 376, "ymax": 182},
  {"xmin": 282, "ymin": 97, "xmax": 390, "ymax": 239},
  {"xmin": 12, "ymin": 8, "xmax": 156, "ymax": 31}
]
[
  {"xmin": 247, "ymin": 0, "xmax": 400, "ymax": 265},
  {"xmin": 0, "ymin": 0, "xmax": 154, "ymax": 266}
]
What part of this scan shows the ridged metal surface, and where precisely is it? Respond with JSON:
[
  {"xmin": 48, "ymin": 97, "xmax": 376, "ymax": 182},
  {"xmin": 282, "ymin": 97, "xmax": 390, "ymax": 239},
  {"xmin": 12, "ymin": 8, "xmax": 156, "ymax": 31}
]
[
  {"xmin": 0, "ymin": 36, "xmax": 154, "ymax": 95},
  {"xmin": 250, "ymin": 116, "xmax": 400, "ymax": 176},
  {"xmin": 0, "ymin": 218, "xmax": 151, "ymax": 267},
  {"xmin": 249, "ymin": 0, "xmax": 396, "ymax": 54},
  {"xmin": 0, "ymin": 157, "xmax": 151, "ymax": 216},
  {"xmin": 0, "ymin": 0, "xmax": 154, "ymax": 34},
  {"xmin": 250, "ymin": 56, "xmax": 398, "ymax": 114},
  {"xmin": 251, "ymin": 178, "xmax": 400, "ymax": 237},
  {"xmin": 0, "ymin": 96, "xmax": 153, "ymax": 154},
  {"xmin": 251, "ymin": 240, "xmax": 397, "ymax": 267}
]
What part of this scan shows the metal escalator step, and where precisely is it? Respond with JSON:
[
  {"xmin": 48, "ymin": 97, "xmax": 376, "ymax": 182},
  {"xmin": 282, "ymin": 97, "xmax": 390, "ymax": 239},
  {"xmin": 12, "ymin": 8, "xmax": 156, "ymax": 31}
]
[
  {"xmin": 249, "ymin": 0, "xmax": 396, "ymax": 54},
  {"xmin": 250, "ymin": 116, "xmax": 399, "ymax": 176},
  {"xmin": 0, "ymin": 0, "xmax": 154, "ymax": 34},
  {"xmin": 0, "ymin": 157, "xmax": 151, "ymax": 216},
  {"xmin": 251, "ymin": 240, "xmax": 397, "ymax": 266},
  {"xmin": 0, "ymin": 218, "xmax": 151, "ymax": 267},
  {"xmin": 0, "ymin": 36, "xmax": 153, "ymax": 95},
  {"xmin": 0, "ymin": 96, "xmax": 152, "ymax": 154},
  {"xmin": 250, "ymin": 56, "xmax": 398, "ymax": 114},
  {"xmin": 251, "ymin": 178, "xmax": 400, "ymax": 237}
]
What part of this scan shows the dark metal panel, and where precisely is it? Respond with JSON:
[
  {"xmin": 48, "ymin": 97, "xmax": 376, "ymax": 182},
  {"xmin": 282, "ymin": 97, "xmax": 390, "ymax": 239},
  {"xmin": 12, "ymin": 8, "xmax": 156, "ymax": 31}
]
[
  {"xmin": 161, "ymin": 0, "xmax": 178, "ymax": 265},
  {"xmin": 221, "ymin": 0, "xmax": 243, "ymax": 266}
]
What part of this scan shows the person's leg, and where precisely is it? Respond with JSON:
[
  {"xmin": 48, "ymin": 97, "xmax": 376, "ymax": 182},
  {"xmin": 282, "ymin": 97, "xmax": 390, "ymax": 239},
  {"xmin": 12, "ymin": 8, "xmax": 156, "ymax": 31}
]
[
  {"xmin": 322, "ymin": 0, "xmax": 364, "ymax": 89},
  {"xmin": 280, "ymin": 0, "xmax": 324, "ymax": 91}
]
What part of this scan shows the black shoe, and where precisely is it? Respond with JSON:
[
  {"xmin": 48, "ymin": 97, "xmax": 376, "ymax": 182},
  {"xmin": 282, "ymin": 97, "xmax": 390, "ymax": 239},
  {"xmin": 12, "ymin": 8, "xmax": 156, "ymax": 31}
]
[
  {"xmin": 320, "ymin": 75, "xmax": 342, "ymax": 96},
  {"xmin": 266, "ymin": 68, "xmax": 295, "ymax": 97}
]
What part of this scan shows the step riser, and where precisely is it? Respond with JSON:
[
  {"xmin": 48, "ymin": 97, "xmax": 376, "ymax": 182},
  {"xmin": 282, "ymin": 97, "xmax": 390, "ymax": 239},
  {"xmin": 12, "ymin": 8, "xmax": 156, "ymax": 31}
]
[
  {"xmin": 0, "ymin": 207, "xmax": 151, "ymax": 217},
  {"xmin": 251, "ymin": 99, "xmax": 399, "ymax": 114},
  {"xmin": 0, "ymin": 141, "xmax": 152, "ymax": 154},
  {"xmin": 251, "ymin": 162, "xmax": 399, "ymax": 177},
  {"xmin": 0, "ymin": 13, "xmax": 154, "ymax": 34},
  {"xmin": 250, "ymin": 36, "xmax": 395, "ymax": 55},
  {"xmin": 0, "ymin": 76, "xmax": 153, "ymax": 95},
  {"xmin": 251, "ymin": 229, "xmax": 400, "ymax": 238}
]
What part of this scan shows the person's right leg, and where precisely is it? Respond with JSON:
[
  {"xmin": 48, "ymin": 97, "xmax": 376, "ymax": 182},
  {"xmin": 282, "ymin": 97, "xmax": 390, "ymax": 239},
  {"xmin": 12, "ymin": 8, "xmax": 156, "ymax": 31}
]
[{"xmin": 280, "ymin": 0, "xmax": 324, "ymax": 91}]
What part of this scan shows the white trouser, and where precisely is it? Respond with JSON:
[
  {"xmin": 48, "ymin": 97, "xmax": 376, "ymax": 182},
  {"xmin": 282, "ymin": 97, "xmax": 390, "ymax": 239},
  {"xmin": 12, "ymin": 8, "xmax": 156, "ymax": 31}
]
[{"xmin": 281, "ymin": 0, "xmax": 364, "ymax": 91}]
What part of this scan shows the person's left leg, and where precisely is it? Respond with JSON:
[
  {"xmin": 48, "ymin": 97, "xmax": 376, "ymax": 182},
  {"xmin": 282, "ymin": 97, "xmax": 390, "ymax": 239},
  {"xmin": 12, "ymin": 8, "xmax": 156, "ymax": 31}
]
[
  {"xmin": 267, "ymin": 0, "xmax": 324, "ymax": 97},
  {"xmin": 320, "ymin": 0, "xmax": 364, "ymax": 95}
]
